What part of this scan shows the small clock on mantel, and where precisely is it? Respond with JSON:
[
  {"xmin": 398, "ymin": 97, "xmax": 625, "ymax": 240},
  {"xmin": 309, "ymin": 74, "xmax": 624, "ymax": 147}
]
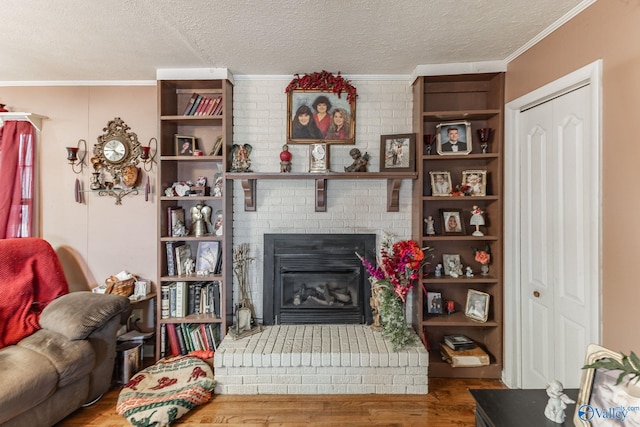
[{"xmin": 92, "ymin": 117, "xmax": 142, "ymax": 184}]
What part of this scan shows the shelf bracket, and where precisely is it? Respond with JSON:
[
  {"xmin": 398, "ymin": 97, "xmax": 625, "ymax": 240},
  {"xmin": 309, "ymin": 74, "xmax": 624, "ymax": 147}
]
[
  {"xmin": 240, "ymin": 179, "xmax": 256, "ymax": 211},
  {"xmin": 315, "ymin": 178, "xmax": 327, "ymax": 212},
  {"xmin": 387, "ymin": 179, "xmax": 402, "ymax": 212}
]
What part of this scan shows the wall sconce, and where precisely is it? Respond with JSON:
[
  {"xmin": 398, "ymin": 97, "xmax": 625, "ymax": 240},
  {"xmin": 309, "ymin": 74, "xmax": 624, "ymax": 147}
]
[
  {"xmin": 141, "ymin": 137, "xmax": 157, "ymax": 171},
  {"xmin": 66, "ymin": 139, "xmax": 87, "ymax": 174}
]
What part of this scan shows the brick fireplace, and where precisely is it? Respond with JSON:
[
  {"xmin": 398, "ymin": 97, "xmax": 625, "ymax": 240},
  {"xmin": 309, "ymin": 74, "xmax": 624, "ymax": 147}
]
[{"xmin": 214, "ymin": 233, "xmax": 428, "ymax": 395}]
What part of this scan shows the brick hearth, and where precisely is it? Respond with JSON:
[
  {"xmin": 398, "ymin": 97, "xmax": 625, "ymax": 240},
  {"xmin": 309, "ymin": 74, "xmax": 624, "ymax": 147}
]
[{"xmin": 213, "ymin": 324, "xmax": 429, "ymax": 394}]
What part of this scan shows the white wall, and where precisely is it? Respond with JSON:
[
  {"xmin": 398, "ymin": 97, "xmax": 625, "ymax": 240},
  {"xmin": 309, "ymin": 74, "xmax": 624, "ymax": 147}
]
[{"xmin": 231, "ymin": 77, "xmax": 415, "ymax": 321}]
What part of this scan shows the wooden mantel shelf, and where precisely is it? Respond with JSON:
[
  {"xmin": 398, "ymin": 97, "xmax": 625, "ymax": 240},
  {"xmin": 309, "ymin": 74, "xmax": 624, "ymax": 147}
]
[{"xmin": 225, "ymin": 171, "xmax": 418, "ymax": 212}]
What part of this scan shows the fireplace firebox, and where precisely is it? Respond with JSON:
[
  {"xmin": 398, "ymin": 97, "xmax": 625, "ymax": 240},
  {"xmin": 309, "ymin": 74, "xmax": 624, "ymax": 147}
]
[{"xmin": 263, "ymin": 234, "xmax": 376, "ymax": 325}]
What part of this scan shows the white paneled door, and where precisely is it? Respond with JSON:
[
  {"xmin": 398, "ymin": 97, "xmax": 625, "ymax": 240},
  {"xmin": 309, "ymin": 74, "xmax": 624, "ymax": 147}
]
[{"xmin": 519, "ymin": 84, "xmax": 599, "ymax": 388}]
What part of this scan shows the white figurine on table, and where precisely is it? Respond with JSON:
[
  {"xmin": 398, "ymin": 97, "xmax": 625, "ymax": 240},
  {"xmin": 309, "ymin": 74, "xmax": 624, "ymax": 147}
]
[{"xmin": 544, "ymin": 380, "xmax": 575, "ymax": 424}]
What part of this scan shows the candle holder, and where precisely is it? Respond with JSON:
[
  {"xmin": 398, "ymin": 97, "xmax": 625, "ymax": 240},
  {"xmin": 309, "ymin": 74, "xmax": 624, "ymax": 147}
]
[
  {"xmin": 65, "ymin": 139, "xmax": 87, "ymax": 174},
  {"xmin": 424, "ymin": 134, "xmax": 436, "ymax": 155},
  {"xmin": 477, "ymin": 128, "xmax": 493, "ymax": 154}
]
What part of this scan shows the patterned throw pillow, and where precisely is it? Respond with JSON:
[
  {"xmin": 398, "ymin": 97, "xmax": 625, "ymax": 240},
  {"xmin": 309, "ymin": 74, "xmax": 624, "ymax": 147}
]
[{"xmin": 116, "ymin": 355, "xmax": 215, "ymax": 427}]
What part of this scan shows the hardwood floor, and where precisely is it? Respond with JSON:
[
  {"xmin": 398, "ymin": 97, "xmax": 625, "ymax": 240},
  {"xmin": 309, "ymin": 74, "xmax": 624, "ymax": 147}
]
[{"xmin": 56, "ymin": 378, "xmax": 505, "ymax": 426}]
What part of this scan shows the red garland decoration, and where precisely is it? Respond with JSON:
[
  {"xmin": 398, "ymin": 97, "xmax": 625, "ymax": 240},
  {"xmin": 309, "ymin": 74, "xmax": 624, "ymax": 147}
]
[{"xmin": 285, "ymin": 70, "xmax": 357, "ymax": 103}]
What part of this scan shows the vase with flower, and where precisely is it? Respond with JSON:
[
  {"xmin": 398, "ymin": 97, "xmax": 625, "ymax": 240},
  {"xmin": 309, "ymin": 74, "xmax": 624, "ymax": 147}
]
[
  {"xmin": 357, "ymin": 233, "xmax": 431, "ymax": 351},
  {"xmin": 473, "ymin": 246, "xmax": 491, "ymax": 276}
]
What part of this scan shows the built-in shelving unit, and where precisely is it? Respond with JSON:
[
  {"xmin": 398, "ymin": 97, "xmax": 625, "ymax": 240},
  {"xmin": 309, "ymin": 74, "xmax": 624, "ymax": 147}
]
[
  {"xmin": 411, "ymin": 72, "xmax": 505, "ymax": 379},
  {"xmin": 155, "ymin": 79, "xmax": 233, "ymax": 359}
]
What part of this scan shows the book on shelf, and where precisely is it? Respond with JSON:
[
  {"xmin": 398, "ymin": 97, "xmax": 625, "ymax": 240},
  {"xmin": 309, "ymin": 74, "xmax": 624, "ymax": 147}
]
[
  {"xmin": 212, "ymin": 96, "xmax": 224, "ymax": 115},
  {"xmin": 182, "ymin": 93, "xmax": 199, "ymax": 115},
  {"xmin": 207, "ymin": 96, "xmax": 222, "ymax": 116},
  {"xmin": 163, "ymin": 322, "xmax": 219, "ymax": 355},
  {"xmin": 160, "ymin": 324, "xmax": 167, "ymax": 358},
  {"xmin": 160, "ymin": 284, "xmax": 170, "ymax": 319},
  {"xmin": 165, "ymin": 323, "xmax": 181, "ymax": 357},
  {"xmin": 165, "ymin": 240, "xmax": 184, "ymax": 277},
  {"xmin": 443, "ymin": 334, "xmax": 475, "ymax": 351},
  {"xmin": 186, "ymin": 94, "xmax": 203, "ymax": 116},
  {"xmin": 440, "ymin": 343, "xmax": 489, "ymax": 368},
  {"xmin": 194, "ymin": 96, "xmax": 209, "ymax": 116},
  {"xmin": 174, "ymin": 281, "xmax": 188, "ymax": 318}
]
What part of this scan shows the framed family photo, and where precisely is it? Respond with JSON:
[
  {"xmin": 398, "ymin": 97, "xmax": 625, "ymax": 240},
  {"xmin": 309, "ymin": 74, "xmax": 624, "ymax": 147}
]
[
  {"xmin": 440, "ymin": 208, "xmax": 465, "ymax": 235},
  {"xmin": 462, "ymin": 170, "xmax": 487, "ymax": 196},
  {"xmin": 380, "ymin": 133, "xmax": 416, "ymax": 172},
  {"xmin": 427, "ymin": 291, "xmax": 443, "ymax": 314},
  {"xmin": 287, "ymin": 90, "xmax": 356, "ymax": 144},
  {"xmin": 175, "ymin": 135, "xmax": 196, "ymax": 156},
  {"xmin": 465, "ymin": 289, "xmax": 490, "ymax": 322},
  {"xmin": 436, "ymin": 121, "xmax": 472, "ymax": 155},
  {"xmin": 429, "ymin": 171, "xmax": 452, "ymax": 196}
]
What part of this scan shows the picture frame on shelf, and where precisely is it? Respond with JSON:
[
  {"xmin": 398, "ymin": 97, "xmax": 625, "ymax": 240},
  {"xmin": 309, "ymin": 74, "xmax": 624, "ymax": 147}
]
[
  {"xmin": 440, "ymin": 208, "xmax": 465, "ymax": 235},
  {"xmin": 174, "ymin": 244, "xmax": 193, "ymax": 276},
  {"xmin": 427, "ymin": 291, "xmax": 443, "ymax": 314},
  {"xmin": 209, "ymin": 135, "xmax": 223, "ymax": 156},
  {"xmin": 287, "ymin": 90, "xmax": 356, "ymax": 144},
  {"xmin": 442, "ymin": 254, "xmax": 462, "ymax": 277},
  {"xmin": 462, "ymin": 169, "xmax": 487, "ymax": 196},
  {"xmin": 429, "ymin": 171, "xmax": 452, "ymax": 196},
  {"xmin": 195, "ymin": 241, "xmax": 220, "ymax": 274},
  {"xmin": 465, "ymin": 289, "xmax": 490, "ymax": 322},
  {"xmin": 309, "ymin": 142, "xmax": 329, "ymax": 173},
  {"xmin": 175, "ymin": 135, "xmax": 196, "ymax": 156},
  {"xmin": 380, "ymin": 133, "xmax": 416, "ymax": 172},
  {"xmin": 436, "ymin": 120, "xmax": 472, "ymax": 155},
  {"xmin": 574, "ymin": 344, "xmax": 639, "ymax": 426}
]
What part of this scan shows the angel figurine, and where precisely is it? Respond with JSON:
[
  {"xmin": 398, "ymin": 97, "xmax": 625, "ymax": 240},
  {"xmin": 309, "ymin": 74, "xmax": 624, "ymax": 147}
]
[
  {"xmin": 544, "ymin": 380, "xmax": 575, "ymax": 424},
  {"xmin": 231, "ymin": 143, "xmax": 252, "ymax": 172}
]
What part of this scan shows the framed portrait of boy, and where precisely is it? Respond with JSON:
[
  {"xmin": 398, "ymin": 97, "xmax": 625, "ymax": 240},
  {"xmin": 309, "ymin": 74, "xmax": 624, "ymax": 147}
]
[
  {"xmin": 287, "ymin": 90, "xmax": 356, "ymax": 144},
  {"xmin": 462, "ymin": 169, "xmax": 487, "ymax": 196},
  {"xmin": 440, "ymin": 208, "xmax": 465, "ymax": 235},
  {"xmin": 465, "ymin": 289, "xmax": 490, "ymax": 322},
  {"xmin": 380, "ymin": 133, "xmax": 416, "ymax": 172},
  {"xmin": 429, "ymin": 171, "xmax": 452, "ymax": 196},
  {"xmin": 436, "ymin": 121, "xmax": 472, "ymax": 155}
]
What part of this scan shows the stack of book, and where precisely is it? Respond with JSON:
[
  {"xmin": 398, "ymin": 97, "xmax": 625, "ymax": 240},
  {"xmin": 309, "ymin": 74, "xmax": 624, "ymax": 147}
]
[
  {"xmin": 182, "ymin": 93, "xmax": 224, "ymax": 116},
  {"xmin": 440, "ymin": 334, "xmax": 489, "ymax": 367},
  {"xmin": 163, "ymin": 322, "xmax": 219, "ymax": 357}
]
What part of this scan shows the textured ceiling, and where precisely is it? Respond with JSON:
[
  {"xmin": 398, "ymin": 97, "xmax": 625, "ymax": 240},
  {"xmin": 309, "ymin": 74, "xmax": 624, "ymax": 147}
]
[{"xmin": 0, "ymin": 0, "xmax": 589, "ymax": 82}]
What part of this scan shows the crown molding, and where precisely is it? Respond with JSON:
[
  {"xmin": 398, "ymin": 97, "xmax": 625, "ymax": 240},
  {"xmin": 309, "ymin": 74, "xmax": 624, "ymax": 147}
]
[{"xmin": 0, "ymin": 80, "xmax": 156, "ymax": 87}]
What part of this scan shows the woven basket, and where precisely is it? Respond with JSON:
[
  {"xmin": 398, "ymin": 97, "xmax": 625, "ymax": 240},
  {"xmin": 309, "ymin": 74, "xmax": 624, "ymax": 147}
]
[{"xmin": 105, "ymin": 276, "xmax": 136, "ymax": 297}]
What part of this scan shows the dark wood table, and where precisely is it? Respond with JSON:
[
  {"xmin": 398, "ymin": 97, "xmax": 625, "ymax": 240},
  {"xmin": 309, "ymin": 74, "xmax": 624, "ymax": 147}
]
[{"xmin": 470, "ymin": 388, "xmax": 579, "ymax": 427}]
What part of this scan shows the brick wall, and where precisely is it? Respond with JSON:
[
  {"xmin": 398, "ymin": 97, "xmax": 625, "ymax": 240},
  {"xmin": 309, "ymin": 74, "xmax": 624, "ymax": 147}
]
[{"xmin": 232, "ymin": 77, "xmax": 414, "ymax": 321}]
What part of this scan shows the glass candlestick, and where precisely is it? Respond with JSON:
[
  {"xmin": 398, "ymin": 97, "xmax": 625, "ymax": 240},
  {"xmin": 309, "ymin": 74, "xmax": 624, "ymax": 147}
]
[
  {"xmin": 477, "ymin": 128, "xmax": 493, "ymax": 154},
  {"xmin": 424, "ymin": 134, "xmax": 436, "ymax": 155}
]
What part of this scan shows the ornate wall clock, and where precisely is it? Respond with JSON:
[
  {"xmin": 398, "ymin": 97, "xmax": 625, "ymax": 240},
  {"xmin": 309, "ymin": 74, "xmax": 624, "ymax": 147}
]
[{"xmin": 93, "ymin": 117, "xmax": 142, "ymax": 185}]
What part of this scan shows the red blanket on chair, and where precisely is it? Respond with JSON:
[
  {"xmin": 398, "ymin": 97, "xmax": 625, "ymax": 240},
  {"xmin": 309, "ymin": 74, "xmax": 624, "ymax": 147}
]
[{"xmin": 0, "ymin": 238, "xmax": 69, "ymax": 349}]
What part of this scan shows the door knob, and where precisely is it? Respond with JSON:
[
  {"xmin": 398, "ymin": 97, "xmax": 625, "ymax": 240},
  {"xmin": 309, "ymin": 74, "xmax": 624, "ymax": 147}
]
[{"xmin": 533, "ymin": 291, "xmax": 540, "ymax": 298}]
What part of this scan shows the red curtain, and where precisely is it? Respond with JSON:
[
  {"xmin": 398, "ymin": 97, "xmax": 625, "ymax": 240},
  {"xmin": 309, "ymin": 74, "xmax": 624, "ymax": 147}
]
[{"xmin": 0, "ymin": 120, "xmax": 35, "ymax": 239}]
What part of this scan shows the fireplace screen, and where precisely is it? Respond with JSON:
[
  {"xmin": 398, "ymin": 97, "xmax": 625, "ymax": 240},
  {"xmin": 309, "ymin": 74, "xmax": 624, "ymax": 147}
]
[{"xmin": 263, "ymin": 234, "xmax": 376, "ymax": 325}]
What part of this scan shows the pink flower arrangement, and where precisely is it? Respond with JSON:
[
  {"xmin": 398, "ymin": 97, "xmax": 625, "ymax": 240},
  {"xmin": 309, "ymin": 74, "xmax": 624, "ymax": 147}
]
[{"xmin": 359, "ymin": 236, "xmax": 430, "ymax": 302}]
